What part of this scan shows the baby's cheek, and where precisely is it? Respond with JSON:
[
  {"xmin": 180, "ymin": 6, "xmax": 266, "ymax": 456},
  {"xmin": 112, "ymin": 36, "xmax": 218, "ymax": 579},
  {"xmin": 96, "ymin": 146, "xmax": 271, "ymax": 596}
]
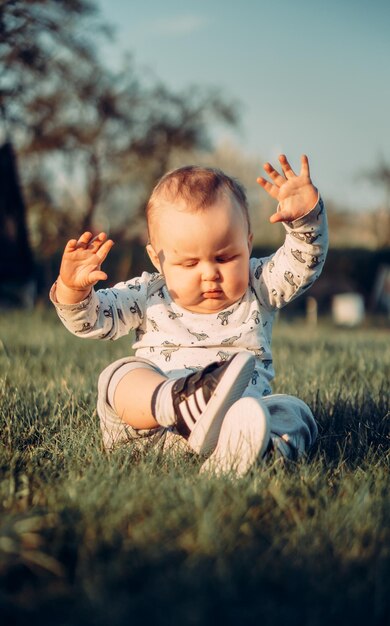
[
  {"xmin": 232, "ymin": 266, "xmax": 249, "ymax": 295},
  {"xmin": 168, "ymin": 272, "xmax": 196, "ymax": 302}
]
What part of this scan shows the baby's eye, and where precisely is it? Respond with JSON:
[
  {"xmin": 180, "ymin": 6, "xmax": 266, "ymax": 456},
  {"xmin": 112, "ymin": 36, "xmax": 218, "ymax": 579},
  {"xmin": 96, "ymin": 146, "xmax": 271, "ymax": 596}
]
[
  {"xmin": 216, "ymin": 255, "xmax": 236, "ymax": 263},
  {"xmin": 182, "ymin": 260, "xmax": 198, "ymax": 268}
]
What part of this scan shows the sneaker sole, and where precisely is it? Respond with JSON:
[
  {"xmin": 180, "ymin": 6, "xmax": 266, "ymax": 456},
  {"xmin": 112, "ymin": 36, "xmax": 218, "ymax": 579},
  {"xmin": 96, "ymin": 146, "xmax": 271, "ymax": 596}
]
[
  {"xmin": 199, "ymin": 397, "xmax": 271, "ymax": 476},
  {"xmin": 188, "ymin": 352, "xmax": 255, "ymax": 455}
]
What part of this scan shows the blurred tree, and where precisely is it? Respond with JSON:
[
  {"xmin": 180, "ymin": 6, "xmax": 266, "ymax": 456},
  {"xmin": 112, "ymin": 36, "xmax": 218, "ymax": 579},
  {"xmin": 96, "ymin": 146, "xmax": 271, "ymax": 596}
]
[
  {"xmin": 0, "ymin": 0, "xmax": 106, "ymax": 301},
  {"xmin": 0, "ymin": 141, "xmax": 35, "ymax": 306},
  {"xmin": 364, "ymin": 159, "xmax": 390, "ymax": 248},
  {"xmin": 0, "ymin": 0, "xmax": 106, "ymax": 136},
  {"xmin": 0, "ymin": 0, "xmax": 239, "ymax": 296},
  {"xmin": 21, "ymin": 67, "xmax": 239, "ymax": 256}
]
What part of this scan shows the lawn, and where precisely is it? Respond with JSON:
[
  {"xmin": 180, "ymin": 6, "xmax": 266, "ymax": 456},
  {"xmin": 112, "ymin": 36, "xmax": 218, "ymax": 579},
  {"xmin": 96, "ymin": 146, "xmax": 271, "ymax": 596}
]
[{"xmin": 0, "ymin": 310, "xmax": 389, "ymax": 625}]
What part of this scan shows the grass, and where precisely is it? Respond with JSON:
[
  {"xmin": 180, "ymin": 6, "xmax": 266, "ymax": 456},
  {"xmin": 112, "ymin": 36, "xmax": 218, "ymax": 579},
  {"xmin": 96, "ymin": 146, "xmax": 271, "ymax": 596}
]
[{"xmin": 0, "ymin": 310, "xmax": 389, "ymax": 625}]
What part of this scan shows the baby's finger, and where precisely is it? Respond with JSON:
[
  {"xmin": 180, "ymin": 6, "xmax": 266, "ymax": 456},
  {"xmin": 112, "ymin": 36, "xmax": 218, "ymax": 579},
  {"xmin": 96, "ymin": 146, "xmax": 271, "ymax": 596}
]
[
  {"xmin": 89, "ymin": 232, "xmax": 108, "ymax": 250},
  {"xmin": 64, "ymin": 238, "xmax": 78, "ymax": 253},
  {"xmin": 263, "ymin": 162, "xmax": 284, "ymax": 186},
  {"xmin": 269, "ymin": 210, "xmax": 290, "ymax": 224},
  {"xmin": 76, "ymin": 232, "xmax": 94, "ymax": 248},
  {"xmin": 300, "ymin": 154, "xmax": 311, "ymax": 178},
  {"xmin": 278, "ymin": 155, "xmax": 295, "ymax": 179},
  {"xmin": 96, "ymin": 238, "xmax": 114, "ymax": 263},
  {"xmin": 256, "ymin": 177, "xmax": 279, "ymax": 199},
  {"xmin": 88, "ymin": 270, "xmax": 108, "ymax": 284}
]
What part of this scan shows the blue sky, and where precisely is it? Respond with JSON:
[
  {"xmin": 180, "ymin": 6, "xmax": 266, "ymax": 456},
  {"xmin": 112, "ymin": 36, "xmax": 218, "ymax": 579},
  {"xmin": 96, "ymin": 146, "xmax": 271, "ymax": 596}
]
[{"xmin": 96, "ymin": 0, "xmax": 390, "ymax": 212}]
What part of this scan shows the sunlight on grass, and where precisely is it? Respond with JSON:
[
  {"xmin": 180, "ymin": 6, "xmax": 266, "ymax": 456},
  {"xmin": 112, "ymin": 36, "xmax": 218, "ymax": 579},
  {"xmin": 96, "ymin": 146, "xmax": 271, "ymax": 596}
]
[{"xmin": 0, "ymin": 310, "xmax": 389, "ymax": 625}]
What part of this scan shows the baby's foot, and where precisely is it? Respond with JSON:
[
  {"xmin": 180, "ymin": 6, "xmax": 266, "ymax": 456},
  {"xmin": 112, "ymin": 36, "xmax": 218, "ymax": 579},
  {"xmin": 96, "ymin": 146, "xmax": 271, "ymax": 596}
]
[
  {"xmin": 199, "ymin": 397, "xmax": 271, "ymax": 476},
  {"xmin": 172, "ymin": 352, "xmax": 255, "ymax": 455}
]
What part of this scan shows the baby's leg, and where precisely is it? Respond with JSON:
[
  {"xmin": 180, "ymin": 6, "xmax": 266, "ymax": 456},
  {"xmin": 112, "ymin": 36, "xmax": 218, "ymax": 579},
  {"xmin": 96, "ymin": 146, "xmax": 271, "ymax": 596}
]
[
  {"xmin": 97, "ymin": 357, "xmax": 166, "ymax": 451},
  {"xmin": 110, "ymin": 363, "xmax": 164, "ymax": 429},
  {"xmin": 200, "ymin": 393, "xmax": 318, "ymax": 476},
  {"xmin": 262, "ymin": 394, "xmax": 318, "ymax": 459},
  {"xmin": 97, "ymin": 353, "xmax": 255, "ymax": 454}
]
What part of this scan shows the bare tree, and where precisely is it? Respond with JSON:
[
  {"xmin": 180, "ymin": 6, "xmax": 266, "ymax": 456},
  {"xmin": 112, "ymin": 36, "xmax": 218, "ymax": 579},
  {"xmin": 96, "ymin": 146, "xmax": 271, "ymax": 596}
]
[
  {"xmin": 0, "ymin": 0, "xmax": 107, "ymax": 302},
  {"xmin": 0, "ymin": 1, "xmax": 240, "ymax": 296},
  {"xmin": 0, "ymin": 0, "xmax": 106, "ymax": 135}
]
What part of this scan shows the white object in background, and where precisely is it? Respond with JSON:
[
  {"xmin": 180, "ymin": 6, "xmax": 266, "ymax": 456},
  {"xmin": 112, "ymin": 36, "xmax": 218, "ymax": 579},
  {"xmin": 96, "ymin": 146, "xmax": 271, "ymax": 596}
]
[{"xmin": 332, "ymin": 293, "xmax": 365, "ymax": 326}]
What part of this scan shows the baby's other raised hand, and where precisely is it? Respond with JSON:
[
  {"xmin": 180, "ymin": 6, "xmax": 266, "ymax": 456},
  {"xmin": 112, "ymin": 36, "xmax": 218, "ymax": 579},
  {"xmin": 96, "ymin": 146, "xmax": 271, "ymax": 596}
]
[
  {"xmin": 57, "ymin": 232, "xmax": 114, "ymax": 303},
  {"xmin": 257, "ymin": 155, "xmax": 318, "ymax": 223}
]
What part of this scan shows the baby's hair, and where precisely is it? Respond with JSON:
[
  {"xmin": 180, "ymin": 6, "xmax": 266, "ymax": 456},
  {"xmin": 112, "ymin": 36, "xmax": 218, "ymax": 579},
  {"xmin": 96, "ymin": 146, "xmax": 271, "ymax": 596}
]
[{"xmin": 146, "ymin": 166, "xmax": 251, "ymax": 239}]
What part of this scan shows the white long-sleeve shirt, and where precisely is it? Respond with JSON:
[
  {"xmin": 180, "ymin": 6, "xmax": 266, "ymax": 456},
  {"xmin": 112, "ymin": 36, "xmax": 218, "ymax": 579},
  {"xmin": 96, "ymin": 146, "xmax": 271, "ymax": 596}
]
[{"xmin": 51, "ymin": 198, "xmax": 328, "ymax": 398}]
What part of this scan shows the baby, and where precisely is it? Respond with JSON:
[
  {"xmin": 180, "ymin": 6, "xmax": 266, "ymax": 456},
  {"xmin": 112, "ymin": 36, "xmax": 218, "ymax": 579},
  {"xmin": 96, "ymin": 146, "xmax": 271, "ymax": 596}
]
[{"xmin": 50, "ymin": 155, "xmax": 328, "ymax": 475}]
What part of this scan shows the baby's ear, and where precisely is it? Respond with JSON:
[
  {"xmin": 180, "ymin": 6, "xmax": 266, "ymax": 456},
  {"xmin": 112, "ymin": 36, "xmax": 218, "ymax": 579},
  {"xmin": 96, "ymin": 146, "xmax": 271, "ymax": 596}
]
[
  {"xmin": 248, "ymin": 232, "xmax": 253, "ymax": 254},
  {"xmin": 146, "ymin": 244, "xmax": 162, "ymax": 272}
]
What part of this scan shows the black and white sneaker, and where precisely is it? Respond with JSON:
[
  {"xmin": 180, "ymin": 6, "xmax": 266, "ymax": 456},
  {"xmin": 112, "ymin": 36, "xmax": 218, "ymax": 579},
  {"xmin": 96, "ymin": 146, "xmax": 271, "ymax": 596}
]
[
  {"xmin": 171, "ymin": 352, "xmax": 255, "ymax": 455},
  {"xmin": 199, "ymin": 397, "xmax": 271, "ymax": 476}
]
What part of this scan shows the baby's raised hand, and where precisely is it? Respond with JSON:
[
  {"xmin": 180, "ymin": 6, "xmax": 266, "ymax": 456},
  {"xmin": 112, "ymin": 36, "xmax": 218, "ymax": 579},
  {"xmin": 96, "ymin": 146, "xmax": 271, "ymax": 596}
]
[
  {"xmin": 257, "ymin": 155, "xmax": 318, "ymax": 223},
  {"xmin": 58, "ymin": 232, "xmax": 114, "ymax": 297}
]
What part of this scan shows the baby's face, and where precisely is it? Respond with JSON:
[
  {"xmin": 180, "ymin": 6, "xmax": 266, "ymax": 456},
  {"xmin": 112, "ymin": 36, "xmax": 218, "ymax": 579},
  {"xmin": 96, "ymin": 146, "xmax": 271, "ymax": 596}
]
[{"xmin": 147, "ymin": 194, "xmax": 253, "ymax": 313}]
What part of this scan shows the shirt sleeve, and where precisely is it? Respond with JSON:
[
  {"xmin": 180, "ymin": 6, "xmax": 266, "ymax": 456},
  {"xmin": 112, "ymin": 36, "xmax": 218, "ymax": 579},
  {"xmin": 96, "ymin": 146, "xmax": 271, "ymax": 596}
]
[
  {"xmin": 49, "ymin": 272, "xmax": 154, "ymax": 340},
  {"xmin": 250, "ymin": 196, "xmax": 328, "ymax": 310}
]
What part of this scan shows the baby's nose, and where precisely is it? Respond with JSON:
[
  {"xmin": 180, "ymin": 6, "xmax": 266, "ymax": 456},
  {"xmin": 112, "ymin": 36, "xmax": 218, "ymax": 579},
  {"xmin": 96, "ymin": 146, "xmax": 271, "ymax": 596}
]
[{"xmin": 201, "ymin": 262, "xmax": 220, "ymax": 280}]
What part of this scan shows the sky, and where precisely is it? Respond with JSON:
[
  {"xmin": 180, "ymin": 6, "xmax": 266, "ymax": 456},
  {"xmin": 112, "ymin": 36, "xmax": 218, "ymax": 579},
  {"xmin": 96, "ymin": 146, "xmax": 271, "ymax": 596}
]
[{"xmin": 95, "ymin": 0, "xmax": 390, "ymax": 212}]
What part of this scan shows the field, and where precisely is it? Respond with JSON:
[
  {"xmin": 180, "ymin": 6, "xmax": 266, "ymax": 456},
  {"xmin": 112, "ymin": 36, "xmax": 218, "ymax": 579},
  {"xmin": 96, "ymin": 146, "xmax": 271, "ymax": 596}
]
[{"xmin": 0, "ymin": 310, "xmax": 389, "ymax": 626}]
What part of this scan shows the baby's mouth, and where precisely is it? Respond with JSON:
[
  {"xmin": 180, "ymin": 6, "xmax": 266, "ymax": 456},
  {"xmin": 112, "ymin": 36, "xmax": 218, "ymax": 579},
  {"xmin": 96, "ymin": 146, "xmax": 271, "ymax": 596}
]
[{"xmin": 203, "ymin": 289, "xmax": 223, "ymax": 298}]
